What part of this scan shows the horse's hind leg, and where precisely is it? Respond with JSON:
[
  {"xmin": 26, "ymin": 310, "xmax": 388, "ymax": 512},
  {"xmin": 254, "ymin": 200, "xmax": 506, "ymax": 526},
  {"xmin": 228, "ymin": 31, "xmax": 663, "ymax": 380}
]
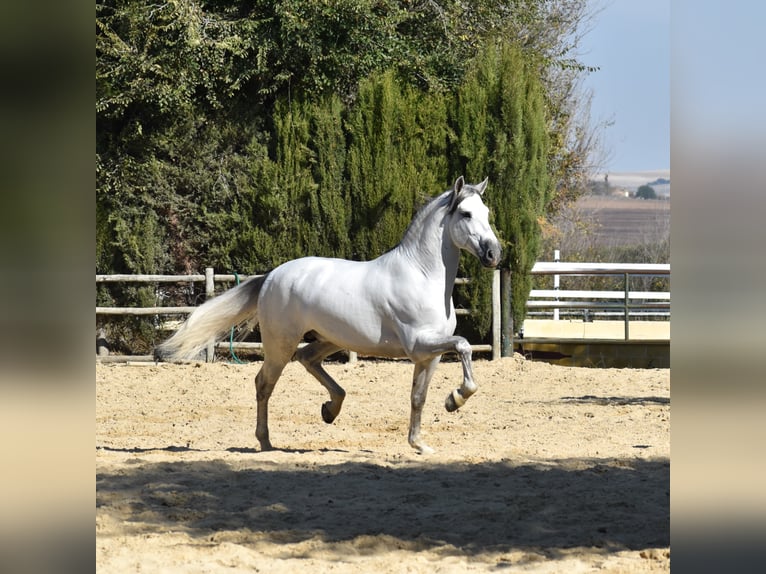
[
  {"xmin": 254, "ymin": 353, "xmax": 290, "ymax": 451},
  {"xmin": 295, "ymin": 341, "xmax": 346, "ymax": 424}
]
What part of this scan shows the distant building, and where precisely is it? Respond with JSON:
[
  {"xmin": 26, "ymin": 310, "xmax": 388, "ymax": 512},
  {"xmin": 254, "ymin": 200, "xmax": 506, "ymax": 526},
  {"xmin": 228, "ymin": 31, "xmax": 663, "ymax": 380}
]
[
  {"xmin": 610, "ymin": 187, "xmax": 630, "ymax": 198},
  {"xmin": 588, "ymin": 172, "xmax": 670, "ymax": 198}
]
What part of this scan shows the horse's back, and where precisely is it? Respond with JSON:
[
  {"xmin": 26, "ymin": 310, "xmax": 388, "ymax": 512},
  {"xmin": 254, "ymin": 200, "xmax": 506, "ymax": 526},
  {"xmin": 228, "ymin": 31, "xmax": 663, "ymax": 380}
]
[
  {"xmin": 259, "ymin": 255, "xmax": 446, "ymax": 357},
  {"xmin": 256, "ymin": 257, "xmax": 390, "ymax": 351},
  {"xmin": 265, "ymin": 256, "xmax": 374, "ymax": 303}
]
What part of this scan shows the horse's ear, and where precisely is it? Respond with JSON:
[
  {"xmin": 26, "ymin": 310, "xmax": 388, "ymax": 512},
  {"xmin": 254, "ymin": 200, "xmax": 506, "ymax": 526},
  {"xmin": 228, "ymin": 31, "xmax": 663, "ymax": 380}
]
[
  {"xmin": 477, "ymin": 177, "xmax": 489, "ymax": 196},
  {"xmin": 449, "ymin": 176, "xmax": 465, "ymax": 212}
]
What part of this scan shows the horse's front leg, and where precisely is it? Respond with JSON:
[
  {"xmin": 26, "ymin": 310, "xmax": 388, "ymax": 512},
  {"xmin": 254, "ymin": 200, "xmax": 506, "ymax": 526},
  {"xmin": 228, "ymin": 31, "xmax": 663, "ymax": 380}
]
[
  {"xmin": 406, "ymin": 333, "xmax": 476, "ymax": 453},
  {"xmin": 408, "ymin": 356, "xmax": 442, "ymax": 454},
  {"xmin": 443, "ymin": 337, "xmax": 477, "ymax": 412},
  {"xmin": 411, "ymin": 333, "xmax": 477, "ymax": 413}
]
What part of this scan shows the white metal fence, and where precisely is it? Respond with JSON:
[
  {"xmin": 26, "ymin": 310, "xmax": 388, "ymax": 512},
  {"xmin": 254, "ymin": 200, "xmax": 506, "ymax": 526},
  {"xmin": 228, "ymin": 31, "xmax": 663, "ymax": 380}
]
[{"xmin": 527, "ymin": 261, "xmax": 670, "ymax": 340}]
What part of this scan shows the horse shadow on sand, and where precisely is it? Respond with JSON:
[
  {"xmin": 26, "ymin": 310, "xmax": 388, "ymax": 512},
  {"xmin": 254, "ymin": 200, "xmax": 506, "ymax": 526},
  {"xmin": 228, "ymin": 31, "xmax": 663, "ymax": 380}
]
[{"xmin": 97, "ymin": 450, "xmax": 668, "ymax": 558}]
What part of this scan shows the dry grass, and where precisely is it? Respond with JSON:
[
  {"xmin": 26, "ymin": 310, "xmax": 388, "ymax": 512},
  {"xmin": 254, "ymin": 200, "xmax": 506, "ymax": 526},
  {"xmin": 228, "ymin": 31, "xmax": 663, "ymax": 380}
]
[{"xmin": 574, "ymin": 195, "xmax": 670, "ymax": 247}]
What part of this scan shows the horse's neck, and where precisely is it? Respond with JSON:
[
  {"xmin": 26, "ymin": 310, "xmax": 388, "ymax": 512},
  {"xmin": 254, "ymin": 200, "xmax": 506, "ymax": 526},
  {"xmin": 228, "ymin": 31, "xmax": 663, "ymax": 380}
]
[{"xmin": 394, "ymin": 200, "xmax": 460, "ymax": 291}]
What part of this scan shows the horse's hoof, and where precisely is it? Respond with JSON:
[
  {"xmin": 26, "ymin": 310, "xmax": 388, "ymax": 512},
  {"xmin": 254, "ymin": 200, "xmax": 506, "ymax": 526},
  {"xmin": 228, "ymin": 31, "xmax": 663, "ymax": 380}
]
[
  {"xmin": 410, "ymin": 442, "xmax": 435, "ymax": 455},
  {"xmin": 321, "ymin": 402, "xmax": 337, "ymax": 424},
  {"xmin": 445, "ymin": 389, "xmax": 466, "ymax": 412}
]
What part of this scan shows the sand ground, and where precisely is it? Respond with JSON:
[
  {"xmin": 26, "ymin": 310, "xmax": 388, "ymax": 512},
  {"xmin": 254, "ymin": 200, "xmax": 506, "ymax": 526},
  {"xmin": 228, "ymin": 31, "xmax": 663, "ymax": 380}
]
[{"xmin": 96, "ymin": 355, "xmax": 669, "ymax": 572}]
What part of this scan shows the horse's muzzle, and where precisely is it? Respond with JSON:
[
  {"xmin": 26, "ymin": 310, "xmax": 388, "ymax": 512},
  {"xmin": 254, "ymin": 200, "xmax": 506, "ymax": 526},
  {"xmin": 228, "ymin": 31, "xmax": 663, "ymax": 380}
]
[{"xmin": 480, "ymin": 240, "xmax": 502, "ymax": 268}]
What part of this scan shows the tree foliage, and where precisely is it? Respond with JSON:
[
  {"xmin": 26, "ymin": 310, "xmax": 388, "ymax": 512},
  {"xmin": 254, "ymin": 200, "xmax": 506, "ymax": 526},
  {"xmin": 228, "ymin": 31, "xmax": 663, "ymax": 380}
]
[
  {"xmin": 97, "ymin": 0, "xmax": 598, "ymax": 344},
  {"xmin": 636, "ymin": 185, "xmax": 657, "ymax": 200},
  {"xmin": 450, "ymin": 42, "xmax": 552, "ymax": 330},
  {"xmin": 347, "ymin": 72, "xmax": 448, "ymax": 259}
]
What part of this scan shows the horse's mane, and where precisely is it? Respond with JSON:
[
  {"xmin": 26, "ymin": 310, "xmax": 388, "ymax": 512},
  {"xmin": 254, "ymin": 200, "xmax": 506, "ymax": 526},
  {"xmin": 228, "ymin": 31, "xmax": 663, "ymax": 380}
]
[
  {"xmin": 402, "ymin": 182, "xmax": 482, "ymax": 239},
  {"xmin": 394, "ymin": 184, "xmax": 486, "ymax": 258},
  {"xmin": 391, "ymin": 190, "xmax": 448, "ymax": 249},
  {"xmin": 410, "ymin": 189, "xmax": 451, "ymax": 226}
]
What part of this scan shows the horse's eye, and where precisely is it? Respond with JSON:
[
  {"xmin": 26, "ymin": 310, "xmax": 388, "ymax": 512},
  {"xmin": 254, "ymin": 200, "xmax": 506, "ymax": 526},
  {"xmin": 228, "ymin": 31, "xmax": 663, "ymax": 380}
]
[{"xmin": 461, "ymin": 211, "xmax": 472, "ymax": 219}]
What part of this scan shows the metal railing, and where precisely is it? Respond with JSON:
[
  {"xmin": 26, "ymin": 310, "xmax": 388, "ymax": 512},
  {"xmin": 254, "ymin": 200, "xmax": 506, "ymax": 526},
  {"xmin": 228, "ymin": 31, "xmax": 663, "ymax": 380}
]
[{"xmin": 526, "ymin": 262, "xmax": 670, "ymax": 341}]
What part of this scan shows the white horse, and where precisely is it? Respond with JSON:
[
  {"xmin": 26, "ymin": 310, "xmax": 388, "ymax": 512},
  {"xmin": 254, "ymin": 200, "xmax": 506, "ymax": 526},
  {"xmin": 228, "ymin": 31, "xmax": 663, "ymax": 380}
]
[{"xmin": 159, "ymin": 176, "xmax": 501, "ymax": 454}]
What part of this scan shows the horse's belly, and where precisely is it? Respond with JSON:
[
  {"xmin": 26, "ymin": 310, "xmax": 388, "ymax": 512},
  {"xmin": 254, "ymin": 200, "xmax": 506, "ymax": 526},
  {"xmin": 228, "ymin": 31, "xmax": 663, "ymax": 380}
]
[
  {"xmin": 308, "ymin": 305, "xmax": 408, "ymax": 358},
  {"xmin": 309, "ymin": 300, "xmax": 458, "ymax": 359}
]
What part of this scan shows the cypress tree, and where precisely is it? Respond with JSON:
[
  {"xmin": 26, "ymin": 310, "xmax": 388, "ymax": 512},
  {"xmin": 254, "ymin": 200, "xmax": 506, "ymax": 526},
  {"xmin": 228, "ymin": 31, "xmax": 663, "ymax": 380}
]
[
  {"xmin": 272, "ymin": 98, "xmax": 318, "ymax": 260},
  {"xmin": 347, "ymin": 71, "xmax": 447, "ymax": 261},
  {"xmin": 307, "ymin": 95, "xmax": 351, "ymax": 259},
  {"xmin": 451, "ymin": 41, "xmax": 552, "ymax": 332}
]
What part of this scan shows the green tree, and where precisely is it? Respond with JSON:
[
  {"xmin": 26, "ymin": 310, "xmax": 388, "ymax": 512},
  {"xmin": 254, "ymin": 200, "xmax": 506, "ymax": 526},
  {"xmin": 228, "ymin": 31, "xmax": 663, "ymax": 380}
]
[
  {"xmin": 98, "ymin": 0, "xmax": 596, "ymax": 277},
  {"xmin": 451, "ymin": 41, "xmax": 552, "ymax": 332},
  {"xmin": 97, "ymin": 0, "xmax": 600, "ymax": 349},
  {"xmin": 97, "ymin": 0, "xmax": 263, "ymax": 274},
  {"xmin": 636, "ymin": 185, "xmax": 657, "ymax": 200},
  {"xmin": 306, "ymin": 95, "xmax": 352, "ymax": 259},
  {"xmin": 347, "ymin": 71, "xmax": 447, "ymax": 260}
]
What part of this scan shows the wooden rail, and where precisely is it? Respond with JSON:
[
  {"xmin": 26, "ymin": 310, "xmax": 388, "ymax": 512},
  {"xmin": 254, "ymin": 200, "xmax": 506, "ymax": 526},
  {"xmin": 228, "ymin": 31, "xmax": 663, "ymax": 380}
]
[
  {"xmin": 97, "ymin": 268, "xmax": 502, "ymax": 361},
  {"xmin": 96, "ymin": 262, "xmax": 669, "ymax": 360}
]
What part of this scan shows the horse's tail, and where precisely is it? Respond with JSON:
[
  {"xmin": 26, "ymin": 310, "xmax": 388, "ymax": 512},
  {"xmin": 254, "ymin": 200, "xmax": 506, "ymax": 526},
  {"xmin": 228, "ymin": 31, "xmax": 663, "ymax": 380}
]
[{"xmin": 156, "ymin": 273, "xmax": 269, "ymax": 361}]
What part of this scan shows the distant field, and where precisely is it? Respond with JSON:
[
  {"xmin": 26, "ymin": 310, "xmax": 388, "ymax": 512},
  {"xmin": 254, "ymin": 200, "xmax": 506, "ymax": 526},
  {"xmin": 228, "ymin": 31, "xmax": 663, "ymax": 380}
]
[{"xmin": 575, "ymin": 195, "xmax": 670, "ymax": 246}]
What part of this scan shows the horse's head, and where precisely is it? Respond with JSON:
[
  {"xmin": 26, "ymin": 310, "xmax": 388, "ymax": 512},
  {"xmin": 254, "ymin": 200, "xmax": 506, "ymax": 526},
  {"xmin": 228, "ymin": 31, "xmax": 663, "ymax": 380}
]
[{"xmin": 446, "ymin": 176, "xmax": 502, "ymax": 268}]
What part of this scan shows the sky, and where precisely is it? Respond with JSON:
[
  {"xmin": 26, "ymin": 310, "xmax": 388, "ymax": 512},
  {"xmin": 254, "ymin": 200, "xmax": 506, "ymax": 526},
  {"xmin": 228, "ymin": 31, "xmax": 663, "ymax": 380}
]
[
  {"xmin": 671, "ymin": 1, "xmax": 766, "ymax": 146},
  {"xmin": 579, "ymin": 0, "xmax": 670, "ymax": 174}
]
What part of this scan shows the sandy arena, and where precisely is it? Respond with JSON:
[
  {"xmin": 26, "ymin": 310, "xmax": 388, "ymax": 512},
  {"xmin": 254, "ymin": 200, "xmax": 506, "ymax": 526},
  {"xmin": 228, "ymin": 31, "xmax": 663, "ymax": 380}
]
[{"xmin": 96, "ymin": 355, "xmax": 669, "ymax": 572}]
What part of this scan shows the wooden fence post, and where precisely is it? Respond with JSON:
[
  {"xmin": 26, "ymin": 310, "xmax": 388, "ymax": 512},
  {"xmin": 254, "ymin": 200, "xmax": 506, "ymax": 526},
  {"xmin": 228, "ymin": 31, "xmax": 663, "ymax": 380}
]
[
  {"xmin": 500, "ymin": 268, "xmax": 513, "ymax": 357},
  {"xmin": 492, "ymin": 269, "xmax": 501, "ymax": 360},
  {"xmin": 553, "ymin": 249, "xmax": 560, "ymax": 321},
  {"xmin": 205, "ymin": 267, "xmax": 215, "ymax": 362}
]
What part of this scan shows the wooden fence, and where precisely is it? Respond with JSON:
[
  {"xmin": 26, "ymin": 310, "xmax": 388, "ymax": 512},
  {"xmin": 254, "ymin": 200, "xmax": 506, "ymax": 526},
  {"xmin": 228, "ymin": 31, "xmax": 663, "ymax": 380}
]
[
  {"xmin": 96, "ymin": 268, "xmax": 502, "ymax": 361},
  {"xmin": 96, "ymin": 261, "xmax": 670, "ymax": 361}
]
